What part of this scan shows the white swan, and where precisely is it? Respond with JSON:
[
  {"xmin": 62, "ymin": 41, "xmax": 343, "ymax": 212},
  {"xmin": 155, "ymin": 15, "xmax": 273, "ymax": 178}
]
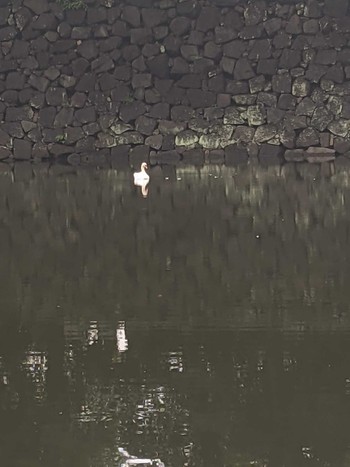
[{"xmin": 133, "ymin": 162, "xmax": 150, "ymax": 184}]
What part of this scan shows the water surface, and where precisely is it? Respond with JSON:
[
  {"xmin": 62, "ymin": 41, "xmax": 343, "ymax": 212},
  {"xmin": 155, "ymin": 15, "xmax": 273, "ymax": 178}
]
[{"xmin": 1, "ymin": 162, "xmax": 350, "ymax": 466}]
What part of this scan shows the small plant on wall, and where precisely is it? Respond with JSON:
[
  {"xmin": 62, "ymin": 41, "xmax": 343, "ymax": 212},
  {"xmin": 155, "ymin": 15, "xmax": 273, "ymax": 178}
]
[{"xmin": 57, "ymin": 0, "xmax": 87, "ymax": 10}]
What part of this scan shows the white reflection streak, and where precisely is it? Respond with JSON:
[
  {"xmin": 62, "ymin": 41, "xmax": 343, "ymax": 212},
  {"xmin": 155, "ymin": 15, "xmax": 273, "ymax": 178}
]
[
  {"xmin": 22, "ymin": 350, "xmax": 48, "ymax": 402},
  {"xmin": 134, "ymin": 179, "xmax": 149, "ymax": 198},
  {"xmin": 116, "ymin": 321, "xmax": 128, "ymax": 353},
  {"xmin": 168, "ymin": 351, "xmax": 184, "ymax": 373},
  {"xmin": 87, "ymin": 321, "xmax": 99, "ymax": 346}
]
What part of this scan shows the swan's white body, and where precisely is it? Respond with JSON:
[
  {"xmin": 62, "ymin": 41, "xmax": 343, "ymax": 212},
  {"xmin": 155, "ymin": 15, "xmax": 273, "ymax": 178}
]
[{"xmin": 133, "ymin": 162, "xmax": 150, "ymax": 184}]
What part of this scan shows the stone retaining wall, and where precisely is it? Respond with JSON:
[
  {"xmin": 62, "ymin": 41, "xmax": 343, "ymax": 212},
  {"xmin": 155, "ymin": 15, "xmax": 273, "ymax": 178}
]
[{"xmin": 2, "ymin": 0, "xmax": 350, "ymax": 165}]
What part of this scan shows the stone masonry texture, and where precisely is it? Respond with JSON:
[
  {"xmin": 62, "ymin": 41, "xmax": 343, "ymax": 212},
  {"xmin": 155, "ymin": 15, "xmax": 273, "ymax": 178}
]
[{"xmin": 1, "ymin": 0, "xmax": 350, "ymax": 165}]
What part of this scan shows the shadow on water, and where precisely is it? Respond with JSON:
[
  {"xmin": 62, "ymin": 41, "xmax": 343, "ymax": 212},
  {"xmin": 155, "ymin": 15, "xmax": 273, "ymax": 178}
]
[{"xmin": 1, "ymin": 162, "xmax": 350, "ymax": 466}]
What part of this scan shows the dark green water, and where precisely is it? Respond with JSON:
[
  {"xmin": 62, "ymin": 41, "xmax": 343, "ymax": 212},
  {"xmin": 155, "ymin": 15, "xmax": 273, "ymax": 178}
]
[{"xmin": 1, "ymin": 161, "xmax": 350, "ymax": 466}]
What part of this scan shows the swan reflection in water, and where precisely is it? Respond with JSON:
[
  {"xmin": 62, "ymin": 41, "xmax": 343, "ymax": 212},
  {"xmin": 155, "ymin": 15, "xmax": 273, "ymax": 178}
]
[{"xmin": 133, "ymin": 162, "xmax": 150, "ymax": 198}]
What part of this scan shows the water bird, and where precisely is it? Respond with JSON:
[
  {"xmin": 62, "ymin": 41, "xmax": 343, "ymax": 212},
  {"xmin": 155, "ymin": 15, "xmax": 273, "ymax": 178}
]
[
  {"xmin": 133, "ymin": 162, "xmax": 150, "ymax": 198},
  {"xmin": 133, "ymin": 162, "xmax": 150, "ymax": 184}
]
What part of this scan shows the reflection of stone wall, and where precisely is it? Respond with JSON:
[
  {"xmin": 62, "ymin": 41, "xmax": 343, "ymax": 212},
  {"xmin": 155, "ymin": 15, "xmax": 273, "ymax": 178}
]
[
  {"xmin": 3, "ymin": 0, "xmax": 350, "ymax": 164},
  {"xmin": 1, "ymin": 164, "xmax": 350, "ymax": 329}
]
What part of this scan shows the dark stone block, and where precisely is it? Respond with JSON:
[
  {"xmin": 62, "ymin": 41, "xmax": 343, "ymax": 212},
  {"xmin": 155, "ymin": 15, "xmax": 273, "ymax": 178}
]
[
  {"xmin": 177, "ymin": 0, "xmax": 201, "ymax": 18},
  {"xmin": 51, "ymin": 40, "xmax": 75, "ymax": 54},
  {"xmin": 135, "ymin": 115, "xmax": 156, "ymax": 135},
  {"xmin": 337, "ymin": 49, "xmax": 350, "ymax": 64},
  {"xmin": 244, "ymin": 2, "xmax": 265, "ymax": 26},
  {"xmin": 75, "ymin": 106, "xmax": 96, "ymax": 124},
  {"xmin": 87, "ymin": 7, "xmax": 107, "ymax": 25},
  {"xmin": 0, "ymin": 147, "xmax": 11, "ymax": 160},
  {"xmin": 0, "ymin": 6, "xmax": 10, "ymax": 26},
  {"xmin": 170, "ymin": 57, "xmax": 190, "ymax": 75},
  {"xmin": 285, "ymin": 14, "xmax": 302, "ymax": 34},
  {"xmin": 164, "ymin": 34, "xmax": 182, "ymax": 56},
  {"xmin": 65, "ymin": 127, "xmax": 84, "ymax": 144},
  {"xmin": 296, "ymin": 128, "xmax": 319, "ymax": 147},
  {"xmin": 141, "ymin": 8, "xmax": 167, "ymax": 28},
  {"xmin": 192, "ymin": 58, "xmax": 216, "ymax": 76},
  {"xmin": 272, "ymin": 74, "xmax": 291, "ymax": 93},
  {"xmin": 0, "ymin": 59, "xmax": 17, "ymax": 72},
  {"xmin": 2, "ymin": 122, "xmax": 24, "ymax": 138},
  {"xmin": 239, "ymin": 24, "xmax": 264, "ymax": 40},
  {"xmin": 110, "ymin": 145, "xmax": 130, "ymax": 160},
  {"xmin": 147, "ymin": 54, "xmax": 170, "ymax": 78},
  {"xmin": 196, "ymin": 6, "xmax": 220, "ymax": 32},
  {"xmin": 257, "ymin": 92, "xmax": 277, "ymax": 107},
  {"xmin": 91, "ymin": 55, "xmax": 114, "ymax": 73},
  {"xmin": 315, "ymin": 49, "xmax": 337, "ymax": 65},
  {"xmin": 1, "ymin": 91, "xmax": 19, "ymax": 105},
  {"xmin": 249, "ymin": 39, "xmax": 272, "ymax": 60},
  {"xmin": 129, "ymin": 145, "xmax": 150, "ymax": 167},
  {"xmin": 77, "ymin": 40, "xmax": 98, "ymax": 60},
  {"xmin": 176, "ymin": 74, "xmax": 201, "ymax": 89},
  {"xmin": 149, "ymin": 103, "xmax": 170, "ymax": 119},
  {"xmin": 305, "ymin": 0, "xmax": 323, "ymax": 17},
  {"xmin": 225, "ymin": 144, "xmax": 249, "ymax": 165},
  {"xmin": 122, "ymin": 44, "xmax": 141, "ymax": 62},
  {"xmin": 284, "ymin": 114, "xmax": 307, "ymax": 131},
  {"xmin": 324, "ymin": 0, "xmax": 349, "ymax": 17},
  {"xmin": 11, "ymin": 40, "xmax": 30, "ymax": 58},
  {"xmin": 310, "ymin": 106, "xmax": 333, "ymax": 131},
  {"xmin": 119, "ymin": 101, "xmax": 146, "ymax": 123},
  {"xmin": 66, "ymin": 9, "xmax": 86, "ymax": 26},
  {"xmin": 38, "ymin": 107, "xmax": 56, "ymax": 127},
  {"xmin": 266, "ymin": 108, "xmax": 285, "ymax": 124},
  {"xmin": 305, "ymin": 64, "xmax": 328, "ymax": 83},
  {"xmin": 208, "ymin": 75, "xmax": 225, "ymax": 92},
  {"xmin": 32, "ymin": 13, "xmax": 57, "ymax": 30},
  {"xmin": 234, "ymin": 58, "xmax": 255, "ymax": 80},
  {"xmin": 142, "ymin": 43, "xmax": 160, "ymax": 59},
  {"xmin": 170, "ymin": 105, "xmax": 195, "ymax": 121},
  {"xmin": 187, "ymin": 89, "xmax": 216, "ymax": 108},
  {"xmin": 279, "ymin": 49, "xmax": 301, "ymax": 69},
  {"xmin": 215, "ymin": 26, "xmax": 237, "ymax": 44},
  {"xmin": 264, "ymin": 18, "xmax": 282, "ymax": 36},
  {"xmin": 114, "ymin": 65, "xmax": 132, "ymax": 81},
  {"xmin": 170, "ymin": 16, "xmax": 191, "ymax": 36},
  {"xmin": 5, "ymin": 72, "xmax": 25, "ymax": 90},
  {"xmin": 161, "ymin": 135, "xmax": 175, "ymax": 150},
  {"xmin": 54, "ymin": 108, "xmax": 74, "ymax": 128},
  {"xmin": 6, "ymin": 106, "xmax": 33, "ymax": 122},
  {"xmin": 0, "ymin": 128, "xmax": 10, "ymax": 146},
  {"xmin": 273, "ymin": 32, "xmax": 291, "ymax": 49},
  {"xmin": 204, "ymin": 41, "xmax": 222, "ymax": 61},
  {"xmin": 76, "ymin": 73, "xmax": 96, "ymax": 93},
  {"xmin": 0, "ymin": 26, "xmax": 17, "ymax": 41},
  {"xmin": 99, "ymin": 73, "xmax": 117, "ymax": 92},
  {"xmin": 122, "ymin": 6, "xmax": 140, "ymax": 27},
  {"xmin": 13, "ymin": 138, "xmax": 32, "ymax": 160},
  {"xmin": 112, "ymin": 20, "xmax": 129, "ymax": 37},
  {"xmin": 46, "ymin": 87, "xmax": 67, "ymax": 106},
  {"xmin": 71, "ymin": 58, "xmax": 90, "ymax": 78},
  {"xmin": 257, "ymin": 59, "xmax": 277, "ymax": 75}
]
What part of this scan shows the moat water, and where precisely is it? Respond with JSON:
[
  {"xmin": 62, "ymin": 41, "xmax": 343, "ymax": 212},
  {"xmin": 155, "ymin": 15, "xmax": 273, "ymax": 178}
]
[{"xmin": 1, "ymin": 161, "xmax": 350, "ymax": 466}]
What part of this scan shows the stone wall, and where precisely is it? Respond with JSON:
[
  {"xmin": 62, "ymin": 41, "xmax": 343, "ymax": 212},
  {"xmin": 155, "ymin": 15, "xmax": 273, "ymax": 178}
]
[{"xmin": 2, "ymin": 0, "xmax": 350, "ymax": 166}]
